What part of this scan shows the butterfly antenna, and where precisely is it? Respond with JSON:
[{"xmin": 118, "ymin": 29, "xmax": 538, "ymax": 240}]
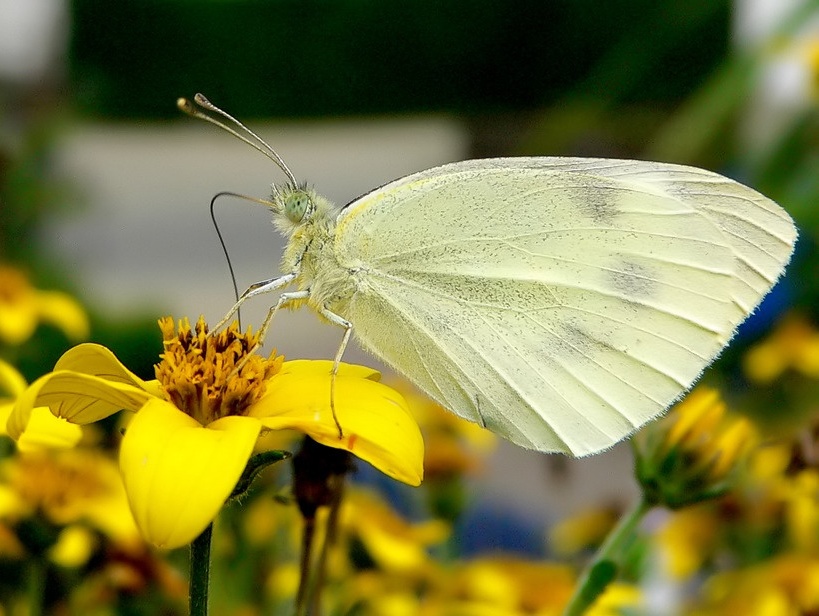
[
  {"xmin": 210, "ymin": 191, "xmax": 277, "ymax": 329},
  {"xmin": 177, "ymin": 93, "xmax": 299, "ymax": 187}
]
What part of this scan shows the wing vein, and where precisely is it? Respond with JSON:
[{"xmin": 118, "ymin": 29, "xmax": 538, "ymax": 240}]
[
  {"xmin": 362, "ymin": 283, "xmax": 543, "ymax": 446},
  {"xmin": 471, "ymin": 304, "xmax": 642, "ymax": 434},
  {"xmin": 376, "ymin": 269, "xmax": 726, "ymax": 336}
]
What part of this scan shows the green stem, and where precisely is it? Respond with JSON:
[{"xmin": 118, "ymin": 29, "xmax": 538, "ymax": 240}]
[
  {"xmin": 189, "ymin": 523, "xmax": 214, "ymax": 616},
  {"xmin": 562, "ymin": 497, "xmax": 650, "ymax": 616},
  {"xmin": 27, "ymin": 557, "xmax": 45, "ymax": 616}
]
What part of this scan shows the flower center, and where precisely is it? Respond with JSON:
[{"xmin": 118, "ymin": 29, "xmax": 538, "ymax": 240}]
[
  {"xmin": 155, "ymin": 316, "xmax": 282, "ymax": 425},
  {"xmin": 6, "ymin": 450, "xmax": 111, "ymax": 514}
]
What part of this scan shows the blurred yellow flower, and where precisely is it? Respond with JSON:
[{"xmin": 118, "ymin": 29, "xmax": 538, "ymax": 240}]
[
  {"xmin": 365, "ymin": 591, "xmax": 419, "ymax": 616},
  {"xmin": 395, "ymin": 381, "xmax": 495, "ymax": 481},
  {"xmin": 748, "ymin": 442, "xmax": 792, "ymax": 485},
  {"xmin": 342, "ymin": 569, "xmax": 424, "ymax": 616},
  {"xmin": 8, "ymin": 317, "xmax": 423, "ymax": 549},
  {"xmin": 655, "ymin": 505, "xmax": 720, "ymax": 579},
  {"xmin": 0, "ymin": 265, "xmax": 89, "ymax": 345},
  {"xmin": 0, "ymin": 448, "xmax": 141, "ymax": 563},
  {"xmin": 0, "ymin": 522, "xmax": 25, "ymax": 559},
  {"xmin": 267, "ymin": 562, "xmax": 301, "ymax": 603},
  {"xmin": 743, "ymin": 315, "xmax": 819, "ymax": 384},
  {"xmin": 242, "ymin": 494, "xmax": 299, "ymax": 549},
  {"xmin": 586, "ymin": 583, "xmax": 642, "ymax": 616},
  {"xmin": 0, "ymin": 359, "xmax": 82, "ymax": 451},
  {"xmin": 448, "ymin": 557, "xmax": 576, "ymax": 615},
  {"xmin": 735, "ymin": 443, "xmax": 819, "ymax": 556},
  {"xmin": 808, "ymin": 38, "xmax": 819, "ymax": 99},
  {"xmin": 549, "ymin": 506, "xmax": 619, "ymax": 557},
  {"xmin": 635, "ymin": 387, "xmax": 758, "ymax": 508},
  {"xmin": 700, "ymin": 554, "xmax": 819, "ymax": 615},
  {"xmin": 48, "ymin": 525, "xmax": 97, "ymax": 568},
  {"xmin": 783, "ymin": 470, "xmax": 819, "ymax": 552},
  {"xmin": 339, "ymin": 489, "xmax": 449, "ymax": 574}
]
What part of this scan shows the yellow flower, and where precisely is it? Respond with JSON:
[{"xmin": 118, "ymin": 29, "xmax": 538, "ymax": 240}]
[
  {"xmin": 341, "ymin": 569, "xmax": 427, "ymax": 615},
  {"xmin": 7, "ymin": 317, "xmax": 423, "ymax": 549},
  {"xmin": 735, "ymin": 443, "xmax": 819, "ymax": 554},
  {"xmin": 396, "ymin": 381, "xmax": 495, "ymax": 480},
  {"xmin": 339, "ymin": 489, "xmax": 449, "ymax": 574},
  {"xmin": 783, "ymin": 470, "xmax": 819, "ymax": 552},
  {"xmin": 0, "ymin": 448, "xmax": 141, "ymax": 563},
  {"xmin": 655, "ymin": 505, "xmax": 720, "ymax": 579},
  {"xmin": 395, "ymin": 381, "xmax": 496, "ymax": 522},
  {"xmin": 635, "ymin": 387, "xmax": 758, "ymax": 508},
  {"xmin": 743, "ymin": 315, "xmax": 819, "ymax": 384},
  {"xmin": 49, "ymin": 526, "xmax": 97, "ymax": 568},
  {"xmin": 0, "ymin": 265, "xmax": 89, "ymax": 345},
  {"xmin": 267, "ymin": 562, "xmax": 301, "ymax": 603},
  {"xmin": 701, "ymin": 554, "xmax": 819, "ymax": 615},
  {"xmin": 448, "ymin": 557, "xmax": 576, "ymax": 614},
  {"xmin": 586, "ymin": 583, "xmax": 642, "ymax": 616},
  {"xmin": 549, "ymin": 507, "xmax": 619, "ymax": 557},
  {"xmin": 0, "ymin": 359, "xmax": 82, "ymax": 451},
  {"xmin": 363, "ymin": 591, "xmax": 420, "ymax": 616}
]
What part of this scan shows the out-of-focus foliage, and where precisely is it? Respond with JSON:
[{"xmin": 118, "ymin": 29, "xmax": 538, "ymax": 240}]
[{"xmin": 69, "ymin": 0, "xmax": 729, "ymax": 118}]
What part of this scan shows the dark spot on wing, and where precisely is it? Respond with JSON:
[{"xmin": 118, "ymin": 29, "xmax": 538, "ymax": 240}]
[
  {"xmin": 573, "ymin": 186, "xmax": 618, "ymax": 224},
  {"xmin": 608, "ymin": 261, "xmax": 657, "ymax": 299},
  {"xmin": 549, "ymin": 320, "xmax": 617, "ymax": 361}
]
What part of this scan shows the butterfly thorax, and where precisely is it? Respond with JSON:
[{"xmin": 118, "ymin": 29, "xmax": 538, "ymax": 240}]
[{"xmin": 276, "ymin": 187, "xmax": 358, "ymax": 318}]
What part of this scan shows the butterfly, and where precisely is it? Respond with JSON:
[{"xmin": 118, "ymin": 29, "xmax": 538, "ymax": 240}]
[{"xmin": 180, "ymin": 94, "xmax": 796, "ymax": 456}]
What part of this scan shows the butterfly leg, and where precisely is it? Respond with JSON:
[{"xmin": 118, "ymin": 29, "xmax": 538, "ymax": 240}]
[
  {"xmin": 257, "ymin": 289, "xmax": 311, "ymax": 345},
  {"xmin": 318, "ymin": 307, "xmax": 353, "ymax": 439},
  {"xmin": 230, "ymin": 289, "xmax": 310, "ymax": 377},
  {"xmin": 212, "ymin": 273, "xmax": 297, "ymax": 333}
]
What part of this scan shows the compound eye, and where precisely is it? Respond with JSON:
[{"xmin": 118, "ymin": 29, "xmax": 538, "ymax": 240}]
[{"xmin": 284, "ymin": 192, "xmax": 312, "ymax": 223}]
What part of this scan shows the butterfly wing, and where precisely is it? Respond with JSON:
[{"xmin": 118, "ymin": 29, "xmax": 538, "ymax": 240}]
[{"xmin": 332, "ymin": 158, "xmax": 796, "ymax": 455}]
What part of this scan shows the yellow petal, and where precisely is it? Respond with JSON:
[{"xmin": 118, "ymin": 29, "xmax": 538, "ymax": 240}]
[
  {"xmin": 252, "ymin": 369, "xmax": 423, "ymax": 486},
  {"xmin": 0, "ymin": 302, "xmax": 37, "ymax": 345},
  {"xmin": 550, "ymin": 508, "xmax": 618, "ymax": 557},
  {"xmin": 8, "ymin": 371, "xmax": 155, "ymax": 439},
  {"xmin": 35, "ymin": 290, "xmax": 90, "ymax": 341},
  {"xmin": 743, "ymin": 341, "xmax": 788, "ymax": 384},
  {"xmin": 0, "ymin": 360, "xmax": 28, "ymax": 397},
  {"xmin": 795, "ymin": 335, "xmax": 819, "ymax": 378},
  {"xmin": 54, "ymin": 343, "xmax": 159, "ymax": 395},
  {"xmin": 11, "ymin": 406, "xmax": 83, "ymax": 451},
  {"xmin": 587, "ymin": 583, "xmax": 643, "ymax": 614},
  {"xmin": 665, "ymin": 388, "xmax": 724, "ymax": 449},
  {"xmin": 359, "ymin": 522, "xmax": 429, "ymax": 572},
  {"xmin": 0, "ymin": 484, "xmax": 26, "ymax": 518},
  {"xmin": 48, "ymin": 525, "xmax": 96, "ymax": 568},
  {"xmin": 281, "ymin": 359, "xmax": 381, "ymax": 381},
  {"xmin": 119, "ymin": 398, "xmax": 260, "ymax": 549},
  {"xmin": 709, "ymin": 418, "xmax": 757, "ymax": 479},
  {"xmin": 79, "ymin": 460, "xmax": 142, "ymax": 546},
  {"xmin": 342, "ymin": 490, "xmax": 448, "ymax": 573}
]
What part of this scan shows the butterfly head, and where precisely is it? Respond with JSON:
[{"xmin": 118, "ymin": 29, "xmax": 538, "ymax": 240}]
[
  {"xmin": 271, "ymin": 184, "xmax": 336, "ymax": 236},
  {"xmin": 281, "ymin": 187, "xmax": 315, "ymax": 224}
]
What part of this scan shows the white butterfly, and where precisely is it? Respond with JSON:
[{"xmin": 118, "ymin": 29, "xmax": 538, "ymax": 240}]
[{"xmin": 181, "ymin": 94, "xmax": 797, "ymax": 457}]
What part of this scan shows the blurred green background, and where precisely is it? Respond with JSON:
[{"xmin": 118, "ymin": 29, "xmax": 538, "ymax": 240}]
[{"xmin": 69, "ymin": 0, "xmax": 728, "ymax": 118}]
